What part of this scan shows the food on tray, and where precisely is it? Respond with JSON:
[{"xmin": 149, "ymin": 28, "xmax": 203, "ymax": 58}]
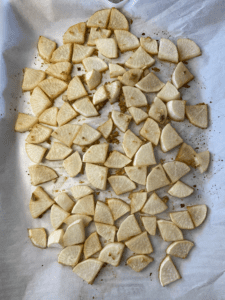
[
  {"xmin": 127, "ymin": 255, "xmax": 154, "ymax": 272},
  {"xmin": 71, "ymin": 194, "xmax": 95, "ymax": 216},
  {"xmin": 158, "ymin": 38, "xmax": 179, "ymax": 63},
  {"xmin": 16, "ymin": 7, "xmax": 209, "ymax": 286},
  {"xmin": 172, "ymin": 62, "xmax": 194, "ymax": 89},
  {"xmin": 98, "ymin": 242, "xmax": 125, "ymax": 266},
  {"xmin": 28, "ymin": 228, "xmax": 47, "ymax": 248},
  {"xmin": 159, "ymin": 256, "xmax": 181, "ymax": 286},
  {"xmin": 166, "ymin": 240, "xmax": 194, "ymax": 259}
]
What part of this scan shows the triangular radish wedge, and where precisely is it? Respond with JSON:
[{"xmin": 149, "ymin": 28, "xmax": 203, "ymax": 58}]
[
  {"xmin": 111, "ymin": 110, "xmax": 132, "ymax": 133},
  {"xmin": 97, "ymin": 118, "xmax": 113, "ymax": 139},
  {"xmin": 93, "ymin": 85, "xmax": 108, "ymax": 105},
  {"xmin": 87, "ymin": 28, "xmax": 111, "ymax": 46},
  {"xmin": 87, "ymin": 8, "xmax": 111, "ymax": 29},
  {"xmin": 125, "ymin": 232, "xmax": 153, "ymax": 254},
  {"xmin": 14, "ymin": 113, "xmax": 38, "ymax": 132},
  {"xmin": 50, "ymin": 43, "xmax": 73, "ymax": 63},
  {"xmin": 158, "ymin": 38, "xmax": 178, "ymax": 63},
  {"xmin": 146, "ymin": 164, "xmax": 170, "ymax": 193},
  {"xmin": 57, "ymin": 102, "xmax": 77, "ymax": 126},
  {"xmin": 29, "ymin": 186, "xmax": 54, "ymax": 218},
  {"xmin": 45, "ymin": 62, "xmax": 72, "ymax": 81},
  {"xmin": 46, "ymin": 142, "xmax": 72, "ymax": 160},
  {"xmin": 157, "ymin": 220, "xmax": 183, "ymax": 242},
  {"xmin": 129, "ymin": 191, "xmax": 147, "ymax": 214},
  {"xmin": 157, "ymin": 81, "xmax": 180, "ymax": 102},
  {"xmin": 50, "ymin": 204, "xmax": 70, "ymax": 229},
  {"xmin": 177, "ymin": 38, "xmax": 201, "ymax": 61},
  {"xmin": 29, "ymin": 165, "xmax": 58, "ymax": 186},
  {"xmin": 63, "ymin": 151, "xmax": 82, "ymax": 177},
  {"xmin": 117, "ymin": 214, "xmax": 141, "ymax": 242},
  {"xmin": 73, "ymin": 124, "xmax": 101, "ymax": 146},
  {"xmin": 85, "ymin": 70, "xmax": 102, "ymax": 90},
  {"xmin": 175, "ymin": 142, "xmax": 197, "ymax": 168},
  {"xmin": 104, "ymin": 150, "xmax": 131, "ymax": 168},
  {"xmin": 48, "ymin": 229, "xmax": 64, "ymax": 248},
  {"xmin": 114, "ymin": 30, "xmax": 139, "ymax": 52},
  {"xmin": 167, "ymin": 100, "xmax": 186, "ymax": 121},
  {"xmin": 39, "ymin": 107, "xmax": 58, "ymax": 126},
  {"xmin": 108, "ymin": 8, "xmax": 129, "ymax": 31},
  {"xmin": 26, "ymin": 124, "xmax": 52, "ymax": 144},
  {"xmin": 140, "ymin": 118, "xmax": 160, "ymax": 146},
  {"xmin": 83, "ymin": 143, "xmax": 109, "ymax": 164},
  {"xmin": 166, "ymin": 240, "xmax": 194, "ymax": 259},
  {"xmin": 86, "ymin": 163, "xmax": 108, "ymax": 190},
  {"xmin": 73, "ymin": 259, "xmax": 103, "ymax": 284},
  {"xmin": 159, "ymin": 256, "xmax": 181, "ymax": 286},
  {"xmin": 133, "ymin": 142, "xmax": 156, "ymax": 166},
  {"xmin": 141, "ymin": 192, "xmax": 168, "ymax": 215},
  {"xmin": 125, "ymin": 166, "xmax": 147, "ymax": 185},
  {"xmin": 38, "ymin": 36, "xmax": 56, "ymax": 62},
  {"xmin": 109, "ymin": 63, "xmax": 126, "ymax": 78},
  {"xmin": 170, "ymin": 211, "xmax": 194, "ymax": 230},
  {"xmin": 25, "ymin": 143, "xmax": 47, "ymax": 164},
  {"xmin": 128, "ymin": 107, "xmax": 148, "ymax": 125},
  {"xmin": 67, "ymin": 76, "xmax": 88, "ymax": 101},
  {"xmin": 125, "ymin": 47, "xmax": 155, "ymax": 69},
  {"xmin": 28, "ymin": 228, "xmax": 47, "ymax": 249},
  {"xmin": 195, "ymin": 151, "xmax": 210, "ymax": 173},
  {"xmin": 84, "ymin": 232, "xmax": 102, "ymax": 259},
  {"xmin": 123, "ymin": 86, "xmax": 147, "ymax": 108},
  {"xmin": 122, "ymin": 129, "xmax": 142, "ymax": 159},
  {"xmin": 71, "ymin": 195, "xmax": 95, "ymax": 216},
  {"xmin": 38, "ymin": 78, "xmax": 67, "ymax": 100},
  {"xmin": 54, "ymin": 192, "xmax": 74, "ymax": 212},
  {"xmin": 148, "ymin": 97, "xmax": 167, "ymax": 124},
  {"xmin": 82, "ymin": 57, "xmax": 108, "ymax": 72},
  {"xmin": 140, "ymin": 37, "xmax": 158, "ymax": 55},
  {"xmin": 30, "ymin": 87, "xmax": 52, "ymax": 117},
  {"xmin": 96, "ymin": 38, "xmax": 118, "ymax": 58},
  {"xmin": 94, "ymin": 201, "xmax": 114, "ymax": 225},
  {"xmin": 108, "ymin": 175, "xmax": 136, "ymax": 195},
  {"xmin": 63, "ymin": 22, "xmax": 86, "ymax": 44},
  {"xmin": 127, "ymin": 255, "xmax": 154, "ymax": 272},
  {"xmin": 73, "ymin": 97, "xmax": 98, "ymax": 117},
  {"xmin": 186, "ymin": 104, "xmax": 208, "ymax": 129},
  {"xmin": 136, "ymin": 72, "xmax": 165, "ymax": 93},
  {"xmin": 72, "ymin": 44, "xmax": 94, "ymax": 64},
  {"xmin": 119, "ymin": 69, "xmax": 143, "ymax": 87},
  {"xmin": 141, "ymin": 216, "xmax": 157, "ymax": 235},
  {"xmin": 63, "ymin": 219, "xmax": 85, "ymax": 246},
  {"xmin": 160, "ymin": 123, "xmax": 183, "ymax": 152},
  {"xmin": 64, "ymin": 215, "xmax": 92, "ymax": 227},
  {"xmin": 99, "ymin": 242, "xmax": 125, "ymax": 267},
  {"xmin": 163, "ymin": 161, "xmax": 190, "ymax": 183},
  {"xmin": 95, "ymin": 223, "xmax": 116, "ymax": 242},
  {"xmin": 107, "ymin": 198, "xmax": 130, "ymax": 221},
  {"xmin": 172, "ymin": 62, "xmax": 194, "ymax": 89},
  {"xmin": 22, "ymin": 68, "xmax": 46, "ymax": 91},
  {"xmin": 168, "ymin": 181, "xmax": 194, "ymax": 198},
  {"xmin": 187, "ymin": 205, "xmax": 207, "ymax": 227},
  {"xmin": 58, "ymin": 245, "xmax": 83, "ymax": 267},
  {"xmin": 51, "ymin": 124, "xmax": 80, "ymax": 147},
  {"xmin": 70, "ymin": 185, "xmax": 93, "ymax": 200},
  {"xmin": 143, "ymin": 69, "xmax": 150, "ymax": 77},
  {"xmin": 105, "ymin": 81, "xmax": 121, "ymax": 104}
]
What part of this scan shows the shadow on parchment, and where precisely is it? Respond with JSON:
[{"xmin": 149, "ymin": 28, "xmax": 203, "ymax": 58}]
[{"xmin": 0, "ymin": 3, "xmax": 38, "ymax": 299}]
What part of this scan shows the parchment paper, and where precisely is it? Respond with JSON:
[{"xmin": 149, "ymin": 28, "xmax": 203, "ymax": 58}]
[{"xmin": 0, "ymin": 0, "xmax": 225, "ymax": 299}]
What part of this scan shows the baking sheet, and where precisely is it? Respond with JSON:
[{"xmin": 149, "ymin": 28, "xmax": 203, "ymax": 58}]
[{"xmin": 0, "ymin": 0, "xmax": 225, "ymax": 299}]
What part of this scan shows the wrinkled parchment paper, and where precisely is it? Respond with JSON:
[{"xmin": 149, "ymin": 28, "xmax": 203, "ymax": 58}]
[{"xmin": 1, "ymin": 0, "xmax": 225, "ymax": 299}]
